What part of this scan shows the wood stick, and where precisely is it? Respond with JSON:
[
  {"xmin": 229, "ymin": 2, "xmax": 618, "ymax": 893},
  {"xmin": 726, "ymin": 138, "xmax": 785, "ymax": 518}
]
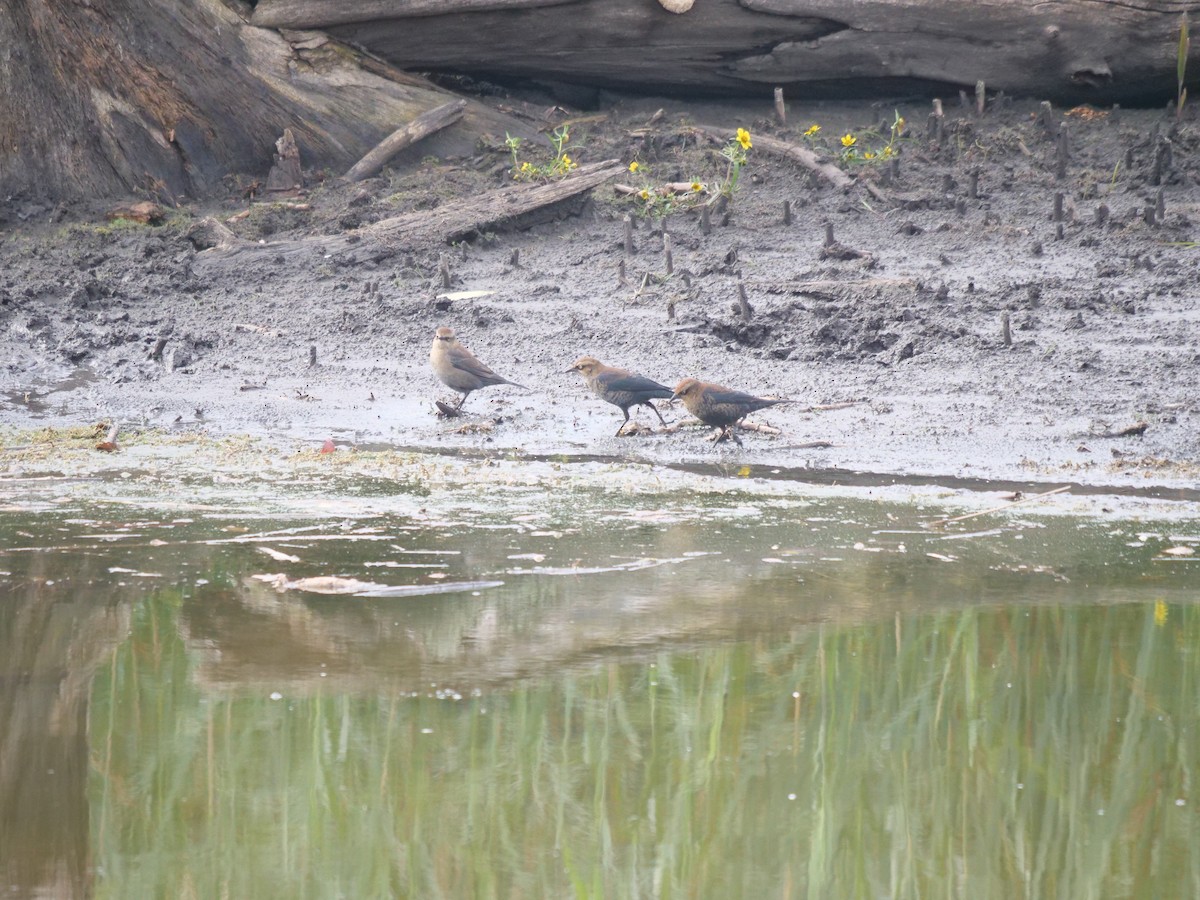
[
  {"xmin": 623, "ymin": 214, "xmax": 635, "ymax": 255},
  {"xmin": 975, "ymin": 79, "xmax": 986, "ymax": 115},
  {"xmin": 774, "ymin": 86, "xmax": 786, "ymax": 124},
  {"xmin": 705, "ymin": 128, "xmax": 852, "ymax": 190},
  {"xmin": 926, "ymin": 486, "xmax": 1070, "ymax": 528},
  {"xmin": 662, "ymin": 232, "xmax": 673, "ymax": 275},
  {"xmin": 736, "ymin": 274, "xmax": 752, "ymax": 321},
  {"xmin": 800, "ymin": 400, "xmax": 863, "ymax": 413},
  {"xmin": 1055, "ymin": 124, "xmax": 1070, "ymax": 178},
  {"xmin": 345, "ymin": 100, "xmax": 467, "ymax": 182}
]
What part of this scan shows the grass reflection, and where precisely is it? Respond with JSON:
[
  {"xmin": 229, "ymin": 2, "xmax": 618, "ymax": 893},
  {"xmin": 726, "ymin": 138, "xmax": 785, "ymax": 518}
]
[{"xmin": 91, "ymin": 592, "xmax": 1200, "ymax": 898}]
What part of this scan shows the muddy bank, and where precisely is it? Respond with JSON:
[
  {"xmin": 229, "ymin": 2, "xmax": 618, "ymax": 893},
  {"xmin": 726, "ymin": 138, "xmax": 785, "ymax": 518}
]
[{"xmin": 1, "ymin": 94, "xmax": 1197, "ymax": 492}]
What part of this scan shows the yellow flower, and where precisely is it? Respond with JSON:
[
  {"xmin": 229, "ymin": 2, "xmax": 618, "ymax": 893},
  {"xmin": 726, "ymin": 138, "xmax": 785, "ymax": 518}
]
[
  {"xmin": 1155, "ymin": 599, "xmax": 1168, "ymax": 626},
  {"xmin": 691, "ymin": 181, "xmax": 703, "ymax": 192},
  {"xmin": 520, "ymin": 161, "xmax": 533, "ymax": 172},
  {"xmin": 841, "ymin": 134, "xmax": 857, "ymax": 147},
  {"xmin": 863, "ymin": 151, "xmax": 876, "ymax": 160},
  {"xmin": 895, "ymin": 117, "xmax": 906, "ymax": 133},
  {"xmin": 638, "ymin": 189, "xmax": 650, "ymax": 200},
  {"xmin": 804, "ymin": 124, "xmax": 821, "ymax": 137},
  {"xmin": 629, "ymin": 161, "xmax": 640, "ymax": 173},
  {"xmin": 561, "ymin": 155, "xmax": 572, "ymax": 167},
  {"xmin": 882, "ymin": 145, "xmax": 894, "ymax": 158},
  {"xmin": 736, "ymin": 127, "xmax": 752, "ymax": 150}
]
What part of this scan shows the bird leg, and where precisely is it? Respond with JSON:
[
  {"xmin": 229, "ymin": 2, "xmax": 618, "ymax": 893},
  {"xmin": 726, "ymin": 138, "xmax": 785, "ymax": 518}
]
[
  {"xmin": 615, "ymin": 410, "xmax": 631, "ymax": 437},
  {"xmin": 647, "ymin": 401, "xmax": 668, "ymax": 427},
  {"xmin": 453, "ymin": 392, "xmax": 467, "ymax": 410},
  {"xmin": 712, "ymin": 425, "xmax": 743, "ymax": 446}
]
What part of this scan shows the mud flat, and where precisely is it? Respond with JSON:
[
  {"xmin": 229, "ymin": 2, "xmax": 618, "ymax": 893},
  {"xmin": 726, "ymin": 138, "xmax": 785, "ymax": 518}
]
[{"xmin": 1, "ymin": 95, "xmax": 1197, "ymax": 494}]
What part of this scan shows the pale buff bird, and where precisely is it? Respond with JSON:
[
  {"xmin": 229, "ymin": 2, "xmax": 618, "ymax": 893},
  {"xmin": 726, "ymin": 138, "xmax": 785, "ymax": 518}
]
[{"xmin": 430, "ymin": 326, "xmax": 526, "ymax": 409}]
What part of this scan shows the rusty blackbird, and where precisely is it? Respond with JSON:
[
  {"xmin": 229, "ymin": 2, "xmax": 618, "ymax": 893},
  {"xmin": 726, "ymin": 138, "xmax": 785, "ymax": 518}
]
[
  {"xmin": 568, "ymin": 356, "xmax": 674, "ymax": 436},
  {"xmin": 671, "ymin": 377, "xmax": 789, "ymax": 445}
]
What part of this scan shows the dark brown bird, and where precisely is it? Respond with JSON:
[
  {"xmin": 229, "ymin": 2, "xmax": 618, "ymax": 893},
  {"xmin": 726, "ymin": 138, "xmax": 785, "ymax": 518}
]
[
  {"xmin": 567, "ymin": 356, "xmax": 674, "ymax": 436},
  {"xmin": 671, "ymin": 377, "xmax": 789, "ymax": 445},
  {"xmin": 430, "ymin": 326, "xmax": 526, "ymax": 409}
]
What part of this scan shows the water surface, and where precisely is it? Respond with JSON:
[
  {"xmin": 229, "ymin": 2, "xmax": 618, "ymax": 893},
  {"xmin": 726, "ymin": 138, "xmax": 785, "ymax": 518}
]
[{"xmin": 2, "ymin": 457, "xmax": 1198, "ymax": 898}]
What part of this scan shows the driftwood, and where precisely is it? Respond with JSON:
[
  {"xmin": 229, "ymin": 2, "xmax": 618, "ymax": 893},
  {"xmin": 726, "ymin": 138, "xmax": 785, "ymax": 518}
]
[
  {"xmin": 714, "ymin": 129, "xmax": 853, "ymax": 191},
  {"xmin": 345, "ymin": 99, "xmax": 467, "ymax": 182},
  {"xmin": 254, "ymin": 0, "xmax": 1200, "ymax": 103},
  {"xmin": 196, "ymin": 159, "xmax": 624, "ymax": 267}
]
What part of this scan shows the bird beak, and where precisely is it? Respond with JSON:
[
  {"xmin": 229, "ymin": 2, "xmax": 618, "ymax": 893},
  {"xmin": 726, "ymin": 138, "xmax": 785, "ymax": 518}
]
[
  {"xmin": 670, "ymin": 391, "xmax": 681, "ymax": 401},
  {"xmin": 564, "ymin": 367, "xmax": 577, "ymax": 374}
]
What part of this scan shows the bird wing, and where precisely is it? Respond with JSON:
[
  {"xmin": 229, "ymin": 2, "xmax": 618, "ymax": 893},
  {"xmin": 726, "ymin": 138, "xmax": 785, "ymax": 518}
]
[
  {"xmin": 448, "ymin": 346, "xmax": 501, "ymax": 381},
  {"xmin": 599, "ymin": 372, "xmax": 673, "ymax": 397},
  {"xmin": 705, "ymin": 386, "xmax": 772, "ymax": 407}
]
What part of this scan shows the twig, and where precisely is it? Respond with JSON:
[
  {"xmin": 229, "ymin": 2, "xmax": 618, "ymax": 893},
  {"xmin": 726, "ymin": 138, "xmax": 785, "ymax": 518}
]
[
  {"xmin": 926, "ymin": 486, "xmax": 1070, "ymax": 528},
  {"xmin": 800, "ymin": 400, "xmax": 863, "ymax": 413},
  {"xmin": 701, "ymin": 127, "xmax": 852, "ymax": 190}
]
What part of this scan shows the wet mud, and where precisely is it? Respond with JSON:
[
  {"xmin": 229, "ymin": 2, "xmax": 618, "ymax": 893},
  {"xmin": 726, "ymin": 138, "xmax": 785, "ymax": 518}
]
[{"xmin": 1, "ymin": 94, "xmax": 1197, "ymax": 492}]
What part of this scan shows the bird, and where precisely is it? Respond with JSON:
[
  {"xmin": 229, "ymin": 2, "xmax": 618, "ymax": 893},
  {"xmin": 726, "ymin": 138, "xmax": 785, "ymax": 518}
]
[
  {"xmin": 429, "ymin": 326, "xmax": 526, "ymax": 410},
  {"xmin": 671, "ymin": 377, "xmax": 789, "ymax": 445},
  {"xmin": 567, "ymin": 356, "xmax": 674, "ymax": 436}
]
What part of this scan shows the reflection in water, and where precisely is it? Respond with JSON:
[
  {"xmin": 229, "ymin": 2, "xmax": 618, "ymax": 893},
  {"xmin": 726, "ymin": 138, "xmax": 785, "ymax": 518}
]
[{"xmin": 1, "ymin": 486, "xmax": 1198, "ymax": 898}]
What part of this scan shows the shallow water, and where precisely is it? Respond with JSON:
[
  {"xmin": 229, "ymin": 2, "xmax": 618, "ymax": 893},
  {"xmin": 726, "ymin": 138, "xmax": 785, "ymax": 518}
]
[{"xmin": 2, "ymin": 459, "xmax": 1199, "ymax": 899}]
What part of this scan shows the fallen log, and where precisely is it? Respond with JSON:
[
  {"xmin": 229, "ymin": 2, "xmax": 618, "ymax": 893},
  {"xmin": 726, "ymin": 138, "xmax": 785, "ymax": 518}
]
[
  {"xmin": 345, "ymin": 99, "xmax": 468, "ymax": 182},
  {"xmin": 367, "ymin": 157, "xmax": 624, "ymax": 246},
  {"xmin": 195, "ymin": 159, "xmax": 625, "ymax": 268},
  {"xmin": 256, "ymin": 0, "xmax": 1200, "ymax": 104},
  {"xmin": 0, "ymin": 1, "xmax": 538, "ymax": 203}
]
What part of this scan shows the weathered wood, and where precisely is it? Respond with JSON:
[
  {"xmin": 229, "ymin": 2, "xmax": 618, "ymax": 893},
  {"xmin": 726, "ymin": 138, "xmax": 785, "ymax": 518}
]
[
  {"xmin": 291, "ymin": 0, "xmax": 1200, "ymax": 103},
  {"xmin": 714, "ymin": 129, "xmax": 853, "ymax": 190},
  {"xmin": 253, "ymin": 0, "xmax": 575, "ymax": 29},
  {"xmin": 265, "ymin": 129, "xmax": 303, "ymax": 193},
  {"xmin": 195, "ymin": 159, "xmax": 624, "ymax": 268},
  {"xmin": 0, "ymin": 0, "xmax": 536, "ymax": 202},
  {"xmin": 345, "ymin": 100, "xmax": 467, "ymax": 182}
]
